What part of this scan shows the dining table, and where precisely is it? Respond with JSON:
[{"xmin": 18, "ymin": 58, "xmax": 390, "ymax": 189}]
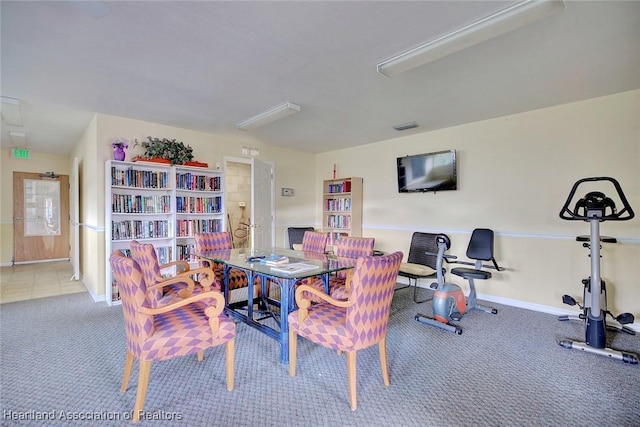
[{"xmin": 197, "ymin": 247, "xmax": 356, "ymax": 364}]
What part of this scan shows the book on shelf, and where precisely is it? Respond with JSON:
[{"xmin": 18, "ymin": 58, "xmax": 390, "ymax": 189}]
[
  {"xmin": 260, "ymin": 255, "xmax": 290, "ymax": 266},
  {"xmin": 270, "ymin": 263, "xmax": 320, "ymax": 275}
]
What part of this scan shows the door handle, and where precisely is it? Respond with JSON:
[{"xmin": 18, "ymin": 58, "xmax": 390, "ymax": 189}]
[{"xmin": 15, "ymin": 217, "xmax": 23, "ymax": 221}]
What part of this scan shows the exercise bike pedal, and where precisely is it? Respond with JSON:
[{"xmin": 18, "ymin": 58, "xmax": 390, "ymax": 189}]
[
  {"xmin": 450, "ymin": 313, "xmax": 462, "ymax": 321},
  {"xmin": 616, "ymin": 312, "xmax": 635, "ymax": 325}
]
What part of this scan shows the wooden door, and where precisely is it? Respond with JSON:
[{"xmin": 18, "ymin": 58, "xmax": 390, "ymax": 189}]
[{"xmin": 13, "ymin": 172, "xmax": 70, "ymax": 263}]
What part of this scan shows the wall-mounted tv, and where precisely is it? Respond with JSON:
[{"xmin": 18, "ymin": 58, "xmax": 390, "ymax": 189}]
[{"xmin": 397, "ymin": 149, "xmax": 457, "ymax": 193}]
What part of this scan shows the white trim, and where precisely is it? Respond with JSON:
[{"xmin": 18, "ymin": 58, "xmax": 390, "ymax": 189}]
[
  {"xmin": 13, "ymin": 258, "xmax": 70, "ymax": 265},
  {"xmin": 360, "ymin": 224, "xmax": 640, "ymax": 244},
  {"xmin": 81, "ymin": 222, "xmax": 105, "ymax": 232},
  {"xmin": 395, "ymin": 279, "xmax": 639, "ymax": 332},
  {"xmin": 477, "ymin": 292, "xmax": 639, "ymax": 332}
]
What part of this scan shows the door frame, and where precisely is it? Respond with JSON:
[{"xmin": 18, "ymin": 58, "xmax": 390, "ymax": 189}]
[
  {"xmin": 13, "ymin": 171, "xmax": 70, "ymax": 264},
  {"xmin": 223, "ymin": 156, "xmax": 275, "ymax": 247}
]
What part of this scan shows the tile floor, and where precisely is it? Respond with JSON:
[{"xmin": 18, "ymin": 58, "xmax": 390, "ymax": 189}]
[{"xmin": 0, "ymin": 261, "xmax": 86, "ymax": 304}]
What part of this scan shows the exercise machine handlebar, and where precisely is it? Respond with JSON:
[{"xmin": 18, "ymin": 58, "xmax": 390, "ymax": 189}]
[{"xmin": 559, "ymin": 177, "xmax": 634, "ymax": 222}]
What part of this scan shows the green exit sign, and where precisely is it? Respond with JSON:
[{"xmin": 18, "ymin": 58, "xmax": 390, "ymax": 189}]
[{"xmin": 11, "ymin": 147, "xmax": 31, "ymax": 159}]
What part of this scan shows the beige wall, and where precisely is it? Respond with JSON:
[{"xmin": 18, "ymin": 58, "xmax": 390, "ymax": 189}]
[
  {"xmin": 316, "ymin": 89, "xmax": 640, "ymax": 315},
  {"xmin": 3, "ymin": 90, "xmax": 638, "ymax": 320},
  {"xmin": 81, "ymin": 113, "xmax": 317, "ymax": 300},
  {"xmin": 0, "ymin": 150, "xmax": 72, "ymax": 265}
]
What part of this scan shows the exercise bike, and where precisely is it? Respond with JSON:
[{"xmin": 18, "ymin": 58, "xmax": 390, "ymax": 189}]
[
  {"xmin": 558, "ymin": 177, "xmax": 638, "ymax": 364},
  {"xmin": 415, "ymin": 230, "xmax": 504, "ymax": 335}
]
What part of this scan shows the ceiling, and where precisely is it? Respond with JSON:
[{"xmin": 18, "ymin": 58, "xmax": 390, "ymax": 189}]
[{"xmin": 1, "ymin": 1, "xmax": 639, "ymax": 155}]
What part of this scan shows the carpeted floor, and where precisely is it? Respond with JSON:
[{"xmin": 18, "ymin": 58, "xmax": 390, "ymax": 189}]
[{"xmin": 1, "ymin": 288, "xmax": 639, "ymax": 426}]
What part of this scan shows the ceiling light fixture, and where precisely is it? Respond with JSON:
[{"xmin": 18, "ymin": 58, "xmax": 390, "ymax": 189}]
[
  {"xmin": 377, "ymin": 0, "xmax": 565, "ymax": 77},
  {"xmin": 393, "ymin": 122, "xmax": 419, "ymax": 131},
  {"xmin": 1, "ymin": 96, "xmax": 24, "ymax": 126},
  {"xmin": 236, "ymin": 102, "xmax": 301, "ymax": 131}
]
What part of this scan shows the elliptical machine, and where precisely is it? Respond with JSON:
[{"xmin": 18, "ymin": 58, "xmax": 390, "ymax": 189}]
[{"xmin": 558, "ymin": 177, "xmax": 638, "ymax": 364}]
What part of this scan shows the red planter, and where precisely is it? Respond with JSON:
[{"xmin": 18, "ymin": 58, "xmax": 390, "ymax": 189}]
[
  {"xmin": 132, "ymin": 156, "xmax": 171, "ymax": 164},
  {"xmin": 184, "ymin": 161, "xmax": 209, "ymax": 168}
]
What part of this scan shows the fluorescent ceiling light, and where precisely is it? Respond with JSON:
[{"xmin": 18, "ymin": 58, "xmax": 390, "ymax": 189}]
[
  {"xmin": 236, "ymin": 102, "xmax": 301, "ymax": 131},
  {"xmin": 393, "ymin": 121, "xmax": 419, "ymax": 131},
  {"xmin": 9, "ymin": 131, "xmax": 27, "ymax": 146},
  {"xmin": 1, "ymin": 96, "xmax": 24, "ymax": 126},
  {"xmin": 377, "ymin": 0, "xmax": 565, "ymax": 77}
]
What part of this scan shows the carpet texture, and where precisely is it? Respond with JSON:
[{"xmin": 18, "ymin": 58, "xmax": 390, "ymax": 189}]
[{"xmin": 1, "ymin": 288, "xmax": 639, "ymax": 426}]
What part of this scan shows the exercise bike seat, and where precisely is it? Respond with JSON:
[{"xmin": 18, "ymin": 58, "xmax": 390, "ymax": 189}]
[{"xmin": 451, "ymin": 267, "xmax": 491, "ymax": 280}]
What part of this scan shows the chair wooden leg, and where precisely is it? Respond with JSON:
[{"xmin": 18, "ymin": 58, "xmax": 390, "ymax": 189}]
[
  {"xmin": 121, "ymin": 351, "xmax": 134, "ymax": 393},
  {"xmin": 346, "ymin": 351, "xmax": 357, "ymax": 410},
  {"xmin": 379, "ymin": 337, "xmax": 390, "ymax": 386},
  {"xmin": 133, "ymin": 360, "xmax": 152, "ymax": 423},
  {"xmin": 197, "ymin": 350, "xmax": 204, "ymax": 362},
  {"xmin": 289, "ymin": 329, "xmax": 297, "ymax": 377},
  {"xmin": 226, "ymin": 338, "xmax": 235, "ymax": 391}
]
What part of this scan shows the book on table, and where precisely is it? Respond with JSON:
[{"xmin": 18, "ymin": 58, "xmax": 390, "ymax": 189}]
[
  {"xmin": 261, "ymin": 254, "xmax": 290, "ymax": 266},
  {"xmin": 270, "ymin": 263, "xmax": 320, "ymax": 275}
]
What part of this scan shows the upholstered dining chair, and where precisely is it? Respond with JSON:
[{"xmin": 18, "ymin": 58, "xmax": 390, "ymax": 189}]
[
  {"xmin": 129, "ymin": 240, "xmax": 218, "ymax": 307},
  {"xmin": 300, "ymin": 231, "xmax": 329, "ymax": 253},
  {"xmin": 288, "ymin": 251, "xmax": 403, "ymax": 410},
  {"xmin": 327, "ymin": 236, "xmax": 375, "ymax": 300},
  {"xmin": 193, "ymin": 231, "xmax": 263, "ymax": 305},
  {"xmin": 109, "ymin": 250, "xmax": 235, "ymax": 423}
]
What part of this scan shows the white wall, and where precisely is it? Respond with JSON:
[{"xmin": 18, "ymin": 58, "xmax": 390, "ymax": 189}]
[{"xmin": 316, "ymin": 89, "xmax": 639, "ymax": 315}]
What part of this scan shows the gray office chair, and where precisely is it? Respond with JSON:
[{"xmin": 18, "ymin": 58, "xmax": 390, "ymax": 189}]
[
  {"xmin": 397, "ymin": 232, "xmax": 439, "ymax": 303},
  {"xmin": 287, "ymin": 227, "xmax": 314, "ymax": 249}
]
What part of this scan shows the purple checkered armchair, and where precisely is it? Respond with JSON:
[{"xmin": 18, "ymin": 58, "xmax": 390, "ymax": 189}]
[
  {"xmin": 300, "ymin": 231, "xmax": 329, "ymax": 253},
  {"xmin": 328, "ymin": 236, "xmax": 375, "ymax": 300},
  {"xmin": 110, "ymin": 250, "xmax": 235, "ymax": 423},
  {"xmin": 288, "ymin": 251, "xmax": 403, "ymax": 410},
  {"xmin": 194, "ymin": 231, "xmax": 263, "ymax": 301},
  {"xmin": 129, "ymin": 241, "xmax": 218, "ymax": 308}
]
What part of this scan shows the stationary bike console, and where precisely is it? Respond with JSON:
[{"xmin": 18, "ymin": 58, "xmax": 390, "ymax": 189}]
[{"xmin": 559, "ymin": 177, "xmax": 634, "ymax": 222}]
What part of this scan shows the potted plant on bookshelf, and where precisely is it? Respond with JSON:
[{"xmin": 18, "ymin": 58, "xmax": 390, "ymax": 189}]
[{"xmin": 132, "ymin": 136, "xmax": 202, "ymax": 165}]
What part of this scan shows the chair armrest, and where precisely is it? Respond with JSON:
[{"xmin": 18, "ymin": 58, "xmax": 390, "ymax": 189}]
[
  {"xmin": 139, "ymin": 290, "xmax": 225, "ymax": 317},
  {"xmin": 147, "ymin": 274, "xmax": 196, "ymax": 298},
  {"xmin": 185, "ymin": 267, "xmax": 219, "ymax": 291},
  {"xmin": 195, "ymin": 257, "xmax": 214, "ymax": 269},
  {"xmin": 159, "ymin": 260, "xmax": 190, "ymax": 274},
  {"xmin": 295, "ymin": 283, "xmax": 354, "ymax": 322}
]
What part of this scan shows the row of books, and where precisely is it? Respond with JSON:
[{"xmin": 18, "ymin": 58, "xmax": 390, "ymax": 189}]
[
  {"xmin": 176, "ymin": 196, "xmax": 222, "ymax": 214},
  {"xmin": 176, "ymin": 219, "xmax": 223, "ymax": 237},
  {"xmin": 176, "ymin": 173, "xmax": 221, "ymax": 191},
  {"xmin": 111, "ymin": 167, "xmax": 170, "ymax": 189},
  {"xmin": 326, "ymin": 180, "xmax": 352, "ymax": 194},
  {"xmin": 325, "ymin": 214, "xmax": 351, "ymax": 229},
  {"xmin": 176, "ymin": 244, "xmax": 197, "ymax": 262},
  {"xmin": 111, "ymin": 194, "xmax": 171, "ymax": 214},
  {"xmin": 324, "ymin": 197, "xmax": 352, "ymax": 212},
  {"xmin": 111, "ymin": 220, "xmax": 170, "ymax": 240}
]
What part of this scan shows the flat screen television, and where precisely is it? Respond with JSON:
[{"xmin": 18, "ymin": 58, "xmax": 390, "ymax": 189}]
[{"xmin": 397, "ymin": 149, "xmax": 457, "ymax": 193}]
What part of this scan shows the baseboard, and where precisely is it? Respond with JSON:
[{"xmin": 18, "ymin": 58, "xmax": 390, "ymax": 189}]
[
  {"xmin": 396, "ymin": 277, "xmax": 639, "ymax": 333},
  {"xmin": 478, "ymin": 292, "xmax": 640, "ymax": 333}
]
